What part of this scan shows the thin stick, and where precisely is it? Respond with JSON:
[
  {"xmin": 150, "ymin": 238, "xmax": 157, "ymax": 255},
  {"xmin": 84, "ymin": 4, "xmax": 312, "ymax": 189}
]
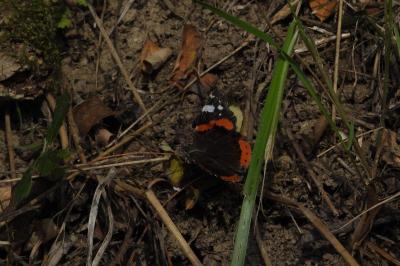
[
  {"xmin": 75, "ymin": 156, "xmax": 169, "ymax": 172},
  {"xmin": 254, "ymin": 221, "xmax": 272, "ymax": 266},
  {"xmin": 67, "ymin": 107, "xmax": 87, "ymax": 163},
  {"xmin": 366, "ymin": 241, "xmax": 400, "ymax": 265},
  {"xmin": 94, "ymin": 121, "xmax": 152, "ymax": 162},
  {"xmin": 88, "ymin": 4, "xmax": 149, "ymax": 116},
  {"xmin": 317, "ymin": 127, "xmax": 383, "ymax": 157},
  {"xmin": 332, "ymin": 0, "xmax": 344, "ymax": 121},
  {"xmin": 285, "ymin": 126, "xmax": 339, "ymax": 216},
  {"xmin": 145, "ymin": 190, "xmax": 202, "ymax": 266},
  {"xmin": 265, "ymin": 192, "xmax": 359, "ymax": 266},
  {"xmin": 333, "ymin": 191, "xmax": 400, "ymax": 232},
  {"xmin": 4, "ymin": 112, "xmax": 16, "ymax": 179}
]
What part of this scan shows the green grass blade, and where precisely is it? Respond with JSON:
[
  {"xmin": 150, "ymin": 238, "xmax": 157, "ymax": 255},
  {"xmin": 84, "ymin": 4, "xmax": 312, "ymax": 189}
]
[
  {"xmin": 394, "ymin": 24, "xmax": 400, "ymax": 56},
  {"xmin": 231, "ymin": 21, "xmax": 298, "ymax": 266},
  {"xmin": 46, "ymin": 93, "xmax": 70, "ymax": 144},
  {"xmin": 13, "ymin": 167, "xmax": 33, "ymax": 204},
  {"xmin": 194, "ymin": 1, "xmax": 278, "ymax": 47},
  {"xmin": 193, "ymin": 1, "xmax": 351, "ymax": 264}
]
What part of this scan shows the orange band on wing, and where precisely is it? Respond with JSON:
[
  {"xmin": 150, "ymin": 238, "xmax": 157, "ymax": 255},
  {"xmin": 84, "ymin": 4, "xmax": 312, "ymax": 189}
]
[
  {"xmin": 214, "ymin": 118, "xmax": 234, "ymax": 131},
  {"xmin": 194, "ymin": 123, "xmax": 214, "ymax": 132},
  {"xmin": 195, "ymin": 118, "xmax": 234, "ymax": 132},
  {"xmin": 220, "ymin": 175, "xmax": 242, "ymax": 182},
  {"xmin": 239, "ymin": 139, "xmax": 251, "ymax": 168}
]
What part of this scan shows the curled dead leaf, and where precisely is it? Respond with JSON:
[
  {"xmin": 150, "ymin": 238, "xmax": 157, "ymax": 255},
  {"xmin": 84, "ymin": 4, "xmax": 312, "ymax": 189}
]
[
  {"xmin": 143, "ymin": 48, "xmax": 172, "ymax": 73},
  {"xmin": 199, "ymin": 73, "xmax": 218, "ymax": 90},
  {"xmin": 170, "ymin": 24, "xmax": 202, "ymax": 87},
  {"xmin": 309, "ymin": 0, "xmax": 337, "ymax": 22},
  {"xmin": 185, "ymin": 186, "xmax": 200, "ymax": 210},
  {"xmin": 95, "ymin": 128, "xmax": 114, "ymax": 147},
  {"xmin": 72, "ymin": 97, "xmax": 116, "ymax": 136},
  {"xmin": 381, "ymin": 129, "xmax": 400, "ymax": 167},
  {"xmin": 140, "ymin": 40, "xmax": 172, "ymax": 73}
]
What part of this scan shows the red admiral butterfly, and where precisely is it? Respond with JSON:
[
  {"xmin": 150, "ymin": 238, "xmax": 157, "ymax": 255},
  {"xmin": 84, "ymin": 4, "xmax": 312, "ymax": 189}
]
[{"xmin": 188, "ymin": 91, "xmax": 251, "ymax": 182}]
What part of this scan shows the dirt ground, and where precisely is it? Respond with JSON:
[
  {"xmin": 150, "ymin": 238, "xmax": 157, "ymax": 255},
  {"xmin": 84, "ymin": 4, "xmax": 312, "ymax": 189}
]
[{"xmin": 1, "ymin": 0, "xmax": 400, "ymax": 265}]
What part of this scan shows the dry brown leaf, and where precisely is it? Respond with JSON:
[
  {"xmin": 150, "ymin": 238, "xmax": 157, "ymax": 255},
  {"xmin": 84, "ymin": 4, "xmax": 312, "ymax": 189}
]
[
  {"xmin": 140, "ymin": 40, "xmax": 160, "ymax": 63},
  {"xmin": 143, "ymin": 48, "xmax": 172, "ymax": 73},
  {"xmin": 312, "ymin": 115, "xmax": 329, "ymax": 146},
  {"xmin": 351, "ymin": 185, "xmax": 381, "ymax": 250},
  {"xmin": 72, "ymin": 97, "xmax": 116, "ymax": 136},
  {"xmin": 0, "ymin": 52, "xmax": 21, "ymax": 81},
  {"xmin": 95, "ymin": 128, "xmax": 114, "ymax": 146},
  {"xmin": 271, "ymin": 0, "xmax": 300, "ymax": 25},
  {"xmin": 381, "ymin": 129, "xmax": 400, "ymax": 167},
  {"xmin": 0, "ymin": 186, "xmax": 12, "ymax": 210},
  {"xmin": 199, "ymin": 73, "xmax": 218, "ymax": 90},
  {"xmin": 140, "ymin": 40, "xmax": 172, "ymax": 73},
  {"xmin": 309, "ymin": 0, "xmax": 337, "ymax": 22},
  {"xmin": 170, "ymin": 24, "xmax": 201, "ymax": 87},
  {"xmin": 185, "ymin": 186, "xmax": 200, "ymax": 210}
]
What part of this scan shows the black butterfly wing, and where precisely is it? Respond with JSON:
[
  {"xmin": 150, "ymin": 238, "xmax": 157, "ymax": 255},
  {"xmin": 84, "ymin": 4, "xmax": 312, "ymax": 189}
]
[{"xmin": 189, "ymin": 128, "xmax": 244, "ymax": 177}]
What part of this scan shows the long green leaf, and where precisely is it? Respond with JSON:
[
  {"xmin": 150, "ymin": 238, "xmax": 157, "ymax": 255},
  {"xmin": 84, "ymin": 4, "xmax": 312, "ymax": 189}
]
[
  {"xmin": 194, "ymin": 1, "xmax": 298, "ymax": 264},
  {"xmin": 46, "ymin": 93, "xmax": 70, "ymax": 144},
  {"xmin": 233, "ymin": 22, "xmax": 298, "ymax": 266},
  {"xmin": 13, "ymin": 167, "xmax": 33, "ymax": 204}
]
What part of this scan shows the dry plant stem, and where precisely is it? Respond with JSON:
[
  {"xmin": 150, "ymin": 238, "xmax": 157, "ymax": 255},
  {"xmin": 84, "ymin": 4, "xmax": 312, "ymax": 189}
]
[
  {"xmin": 265, "ymin": 192, "xmax": 359, "ymax": 266},
  {"xmin": 94, "ymin": 121, "xmax": 152, "ymax": 162},
  {"xmin": 46, "ymin": 93, "xmax": 69, "ymax": 150},
  {"xmin": 145, "ymin": 190, "xmax": 202, "ymax": 266},
  {"xmin": 285, "ymin": 127, "xmax": 339, "ymax": 216},
  {"xmin": 94, "ymin": 0, "xmax": 107, "ymax": 91},
  {"xmin": 4, "ymin": 112, "xmax": 16, "ymax": 179},
  {"xmin": 331, "ymin": 0, "xmax": 344, "ymax": 120},
  {"xmin": 333, "ymin": 190, "xmax": 400, "ymax": 232},
  {"xmin": 67, "ymin": 108, "xmax": 87, "ymax": 163},
  {"xmin": 113, "ymin": 180, "xmax": 145, "ymax": 199},
  {"xmin": 294, "ymin": 33, "xmax": 351, "ymax": 54},
  {"xmin": 65, "ymin": 121, "xmax": 152, "ymax": 182},
  {"xmin": 71, "ymin": 156, "xmax": 169, "ymax": 172},
  {"xmin": 88, "ymin": 4, "xmax": 149, "ymax": 117},
  {"xmin": 254, "ymin": 221, "xmax": 272, "ymax": 266},
  {"xmin": 109, "ymin": 226, "xmax": 133, "ymax": 266},
  {"xmin": 366, "ymin": 241, "xmax": 400, "ymax": 265},
  {"xmin": 317, "ymin": 127, "xmax": 383, "ymax": 157}
]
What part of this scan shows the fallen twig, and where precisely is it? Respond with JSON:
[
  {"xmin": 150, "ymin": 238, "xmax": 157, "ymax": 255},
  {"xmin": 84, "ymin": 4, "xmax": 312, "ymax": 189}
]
[
  {"xmin": 284, "ymin": 126, "xmax": 339, "ymax": 216},
  {"xmin": 265, "ymin": 192, "xmax": 359, "ymax": 266},
  {"xmin": 145, "ymin": 189, "xmax": 202, "ymax": 266},
  {"xmin": 88, "ymin": 4, "xmax": 149, "ymax": 117}
]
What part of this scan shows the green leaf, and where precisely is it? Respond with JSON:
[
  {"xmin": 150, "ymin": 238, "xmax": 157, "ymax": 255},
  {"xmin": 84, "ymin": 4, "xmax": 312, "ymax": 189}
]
[
  {"xmin": 193, "ymin": 3, "xmax": 299, "ymax": 265},
  {"xmin": 46, "ymin": 93, "xmax": 70, "ymax": 145},
  {"xmin": 57, "ymin": 9, "xmax": 72, "ymax": 29},
  {"xmin": 394, "ymin": 24, "xmax": 400, "ymax": 59},
  {"xmin": 76, "ymin": 0, "xmax": 88, "ymax": 7},
  {"xmin": 345, "ymin": 122, "xmax": 355, "ymax": 151},
  {"xmin": 16, "ymin": 141, "xmax": 43, "ymax": 152},
  {"xmin": 36, "ymin": 149, "xmax": 70, "ymax": 180},
  {"xmin": 13, "ymin": 167, "xmax": 33, "ymax": 204}
]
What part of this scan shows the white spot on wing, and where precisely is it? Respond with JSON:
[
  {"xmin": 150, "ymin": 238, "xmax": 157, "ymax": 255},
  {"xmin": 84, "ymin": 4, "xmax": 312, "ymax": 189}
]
[
  {"xmin": 202, "ymin": 105, "xmax": 215, "ymax": 113},
  {"xmin": 217, "ymin": 105, "xmax": 223, "ymax": 110}
]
